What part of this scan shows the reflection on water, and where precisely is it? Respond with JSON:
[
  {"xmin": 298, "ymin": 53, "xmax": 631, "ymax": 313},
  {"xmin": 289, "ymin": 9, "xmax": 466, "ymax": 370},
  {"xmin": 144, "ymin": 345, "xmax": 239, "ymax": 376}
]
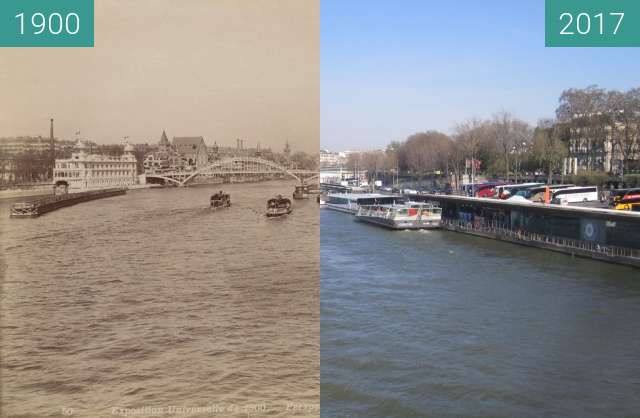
[
  {"xmin": 0, "ymin": 181, "xmax": 319, "ymax": 417},
  {"xmin": 321, "ymin": 209, "xmax": 640, "ymax": 418}
]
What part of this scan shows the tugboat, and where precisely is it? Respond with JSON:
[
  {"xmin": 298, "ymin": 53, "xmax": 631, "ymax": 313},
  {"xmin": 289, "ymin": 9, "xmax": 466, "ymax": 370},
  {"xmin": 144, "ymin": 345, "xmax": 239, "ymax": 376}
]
[
  {"xmin": 210, "ymin": 191, "xmax": 231, "ymax": 209},
  {"xmin": 266, "ymin": 195, "xmax": 292, "ymax": 217},
  {"xmin": 293, "ymin": 185, "xmax": 310, "ymax": 199}
]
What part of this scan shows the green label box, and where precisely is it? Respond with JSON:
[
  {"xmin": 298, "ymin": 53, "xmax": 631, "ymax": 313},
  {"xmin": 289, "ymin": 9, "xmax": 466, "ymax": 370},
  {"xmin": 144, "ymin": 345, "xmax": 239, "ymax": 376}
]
[
  {"xmin": 0, "ymin": 0, "xmax": 94, "ymax": 47},
  {"xmin": 546, "ymin": 0, "xmax": 640, "ymax": 47}
]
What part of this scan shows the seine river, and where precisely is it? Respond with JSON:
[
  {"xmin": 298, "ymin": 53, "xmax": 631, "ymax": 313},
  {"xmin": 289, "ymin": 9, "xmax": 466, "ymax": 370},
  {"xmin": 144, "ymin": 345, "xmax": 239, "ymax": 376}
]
[
  {"xmin": 0, "ymin": 181, "xmax": 319, "ymax": 418},
  {"xmin": 321, "ymin": 209, "xmax": 640, "ymax": 418}
]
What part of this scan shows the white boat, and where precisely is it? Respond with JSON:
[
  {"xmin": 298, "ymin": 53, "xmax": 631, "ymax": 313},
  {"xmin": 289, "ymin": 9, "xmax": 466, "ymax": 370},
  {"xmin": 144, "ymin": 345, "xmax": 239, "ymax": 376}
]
[
  {"xmin": 355, "ymin": 202, "xmax": 442, "ymax": 229},
  {"xmin": 324, "ymin": 193, "xmax": 403, "ymax": 214}
]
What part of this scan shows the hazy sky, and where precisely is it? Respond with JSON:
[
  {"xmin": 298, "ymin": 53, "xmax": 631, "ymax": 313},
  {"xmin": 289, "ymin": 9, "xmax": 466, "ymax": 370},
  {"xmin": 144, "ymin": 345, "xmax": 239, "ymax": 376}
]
[
  {"xmin": 0, "ymin": 0, "xmax": 319, "ymax": 154},
  {"xmin": 321, "ymin": 0, "xmax": 640, "ymax": 151}
]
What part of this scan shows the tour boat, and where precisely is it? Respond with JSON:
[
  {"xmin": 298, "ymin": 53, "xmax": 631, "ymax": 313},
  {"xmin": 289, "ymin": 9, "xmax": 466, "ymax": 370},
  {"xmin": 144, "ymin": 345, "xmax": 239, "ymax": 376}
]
[
  {"xmin": 210, "ymin": 191, "xmax": 231, "ymax": 209},
  {"xmin": 324, "ymin": 193, "xmax": 403, "ymax": 214},
  {"xmin": 355, "ymin": 202, "xmax": 442, "ymax": 230},
  {"xmin": 266, "ymin": 195, "xmax": 292, "ymax": 217}
]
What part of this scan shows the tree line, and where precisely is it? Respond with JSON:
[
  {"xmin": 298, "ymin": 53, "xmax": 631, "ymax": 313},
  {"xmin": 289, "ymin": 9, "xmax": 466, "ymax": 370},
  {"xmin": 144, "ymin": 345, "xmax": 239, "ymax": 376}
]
[{"xmin": 346, "ymin": 85, "xmax": 640, "ymax": 187}]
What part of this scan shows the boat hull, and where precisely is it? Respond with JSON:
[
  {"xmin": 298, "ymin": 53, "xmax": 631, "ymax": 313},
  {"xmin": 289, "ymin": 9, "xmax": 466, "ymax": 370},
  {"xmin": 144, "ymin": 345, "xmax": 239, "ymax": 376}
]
[
  {"xmin": 266, "ymin": 209, "xmax": 292, "ymax": 217},
  {"xmin": 324, "ymin": 204, "xmax": 358, "ymax": 214},
  {"xmin": 355, "ymin": 214, "xmax": 441, "ymax": 230}
]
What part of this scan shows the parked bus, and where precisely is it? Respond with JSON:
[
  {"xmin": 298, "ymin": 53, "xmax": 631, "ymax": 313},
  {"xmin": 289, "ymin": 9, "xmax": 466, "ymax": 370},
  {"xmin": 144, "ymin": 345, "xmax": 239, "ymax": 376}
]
[
  {"xmin": 476, "ymin": 182, "xmax": 505, "ymax": 198},
  {"xmin": 616, "ymin": 201, "xmax": 640, "ymax": 211},
  {"xmin": 614, "ymin": 189, "xmax": 640, "ymax": 210},
  {"xmin": 495, "ymin": 183, "xmax": 543, "ymax": 199},
  {"xmin": 551, "ymin": 186, "xmax": 598, "ymax": 204},
  {"xmin": 621, "ymin": 188, "xmax": 640, "ymax": 202},
  {"xmin": 609, "ymin": 189, "xmax": 630, "ymax": 207},
  {"xmin": 515, "ymin": 184, "xmax": 574, "ymax": 201}
]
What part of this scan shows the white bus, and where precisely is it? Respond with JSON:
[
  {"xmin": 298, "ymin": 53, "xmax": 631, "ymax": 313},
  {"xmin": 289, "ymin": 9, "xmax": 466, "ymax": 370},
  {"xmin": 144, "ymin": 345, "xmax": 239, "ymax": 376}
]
[{"xmin": 551, "ymin": 186, "xmax": 599, "ymax": 204}]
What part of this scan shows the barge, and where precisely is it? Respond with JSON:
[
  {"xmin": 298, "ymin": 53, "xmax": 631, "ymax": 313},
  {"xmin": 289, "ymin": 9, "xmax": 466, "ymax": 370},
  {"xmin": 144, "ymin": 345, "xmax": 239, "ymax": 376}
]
[
  {"xmin": 412, "ymin": 193, "xmax": 640, "ymax": 268},
  {"xmin": 10, "ymin": 188, "xmax": 126, "ymax": 218}
]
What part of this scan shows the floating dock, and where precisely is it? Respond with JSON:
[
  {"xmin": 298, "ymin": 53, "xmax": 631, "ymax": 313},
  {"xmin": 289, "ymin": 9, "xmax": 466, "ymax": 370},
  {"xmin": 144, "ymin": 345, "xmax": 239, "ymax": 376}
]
[
  {"xmin": 413, "ymin": 194, "xmax": 640, "ymax": 268},
  {"xmin": 9, "ymin": 188, "xmax": 126, "ymax": 218}
]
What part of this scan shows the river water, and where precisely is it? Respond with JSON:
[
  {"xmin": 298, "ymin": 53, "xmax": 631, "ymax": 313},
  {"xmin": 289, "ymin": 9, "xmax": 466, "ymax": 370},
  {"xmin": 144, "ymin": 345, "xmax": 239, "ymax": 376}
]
[
  {"xmin": 321, "ymin": 208, "xmax": 640, "ymax": 418},
  {"xmin": 0, "ymin": 181, "xmax": 319, "ymax": 418}
]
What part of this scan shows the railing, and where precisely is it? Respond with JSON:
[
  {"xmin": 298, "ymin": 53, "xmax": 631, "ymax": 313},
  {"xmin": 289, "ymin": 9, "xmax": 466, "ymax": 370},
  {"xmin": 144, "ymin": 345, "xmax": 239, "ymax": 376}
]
[{"xmin": 442, "ymin": 218, "xmax": 640, "ymax": 260}]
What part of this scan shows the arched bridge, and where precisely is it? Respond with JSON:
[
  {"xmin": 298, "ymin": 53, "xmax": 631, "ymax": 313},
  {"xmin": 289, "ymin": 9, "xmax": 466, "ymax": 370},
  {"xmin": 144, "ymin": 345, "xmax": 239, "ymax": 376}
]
[{"xmin": 145, "ymin": 156, "xmax": 318, "ymax": 187}]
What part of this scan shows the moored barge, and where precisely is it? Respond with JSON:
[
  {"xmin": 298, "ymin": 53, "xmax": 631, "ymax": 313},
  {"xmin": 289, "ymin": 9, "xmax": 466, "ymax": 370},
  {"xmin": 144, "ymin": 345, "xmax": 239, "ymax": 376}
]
[{"xmin": 10, "ymin": 188, "xmax": 127, "ymax": 218}]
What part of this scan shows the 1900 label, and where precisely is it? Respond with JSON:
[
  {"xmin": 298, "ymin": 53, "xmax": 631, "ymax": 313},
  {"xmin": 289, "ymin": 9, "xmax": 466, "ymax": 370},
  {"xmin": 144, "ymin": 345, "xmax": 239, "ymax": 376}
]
[{"xmin": 0, "ymin": 0, "xmax": 93, "ymax": 47}]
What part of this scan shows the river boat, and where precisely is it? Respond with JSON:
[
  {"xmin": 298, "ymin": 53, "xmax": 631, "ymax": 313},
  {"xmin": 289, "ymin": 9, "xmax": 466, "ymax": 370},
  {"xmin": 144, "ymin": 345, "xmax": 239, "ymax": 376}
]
[
  {"xmin": 293, "ymin": 185, "xmax": 310, "ymax": 199},
  {"xmin": 325, "ymin": 193, "xmax": 403, "ymax": 214},
  {"xmin": 355, "ymin": 201, "xmax": 442, "ymax": 230},
  {"xmin": 266, "ymin": 195, "xmax": 292, "ymax": 217},
  {"xmin": 210, "ymin": 191, "xmax": 231, "ymax": 209}
]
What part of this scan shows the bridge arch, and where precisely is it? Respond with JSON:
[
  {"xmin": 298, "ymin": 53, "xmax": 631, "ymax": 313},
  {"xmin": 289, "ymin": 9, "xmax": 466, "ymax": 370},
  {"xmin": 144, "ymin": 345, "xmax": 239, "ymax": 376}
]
[
  {"xmin": 181, "ymin": 156, "xmax": 304, "ymax": 185},
  {"xmin": 144, "ymin": 156, "xmax": 318, "ymax": 187},
  {"xmin": 144, "ymin": 174, "xmax": 184, "ymax": 186}
]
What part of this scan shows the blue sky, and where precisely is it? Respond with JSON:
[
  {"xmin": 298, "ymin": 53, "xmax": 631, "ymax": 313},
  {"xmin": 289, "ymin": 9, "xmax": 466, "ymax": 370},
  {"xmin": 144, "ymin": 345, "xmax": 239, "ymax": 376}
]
[{"xmin": 321, "ymin": 0, "xmax": 640, "ymax": 150}]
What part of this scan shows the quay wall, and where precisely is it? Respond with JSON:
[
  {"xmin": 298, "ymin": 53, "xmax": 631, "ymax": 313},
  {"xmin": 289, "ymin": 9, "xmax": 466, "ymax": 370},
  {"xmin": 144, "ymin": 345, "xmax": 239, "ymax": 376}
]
[
  {"xmin": 442, "ymin": 220, "xmax": 640, "ymax": 269},
  {"xmin": 413, "ymin": 194, "xmax": 640, "ymax": 269}
]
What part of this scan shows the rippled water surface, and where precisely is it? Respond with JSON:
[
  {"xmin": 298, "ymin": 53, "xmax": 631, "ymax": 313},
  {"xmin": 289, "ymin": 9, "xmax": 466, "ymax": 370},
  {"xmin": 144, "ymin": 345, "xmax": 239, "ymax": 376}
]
[
  {"xmin": 1, "ymin": 181, "xmax": 319, "ymax": 417},
  {"xmin": 321, "ymin": 209, "xmax": 640, "ymax": 418}
]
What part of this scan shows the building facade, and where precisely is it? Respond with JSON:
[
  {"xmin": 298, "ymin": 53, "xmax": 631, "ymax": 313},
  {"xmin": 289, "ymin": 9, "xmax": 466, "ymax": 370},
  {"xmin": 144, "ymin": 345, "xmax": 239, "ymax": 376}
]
[
  {"xmin": 144, "ymin": 132, "xmax": 210, "ymax": 172},
  {"xmin": 54, "ymin": 141, "xmax": 138, "ymax": 191},
  {"xmin": 565, "ymin": 118, "xmax": 640, "ymax": 175},
  {"xmin": 173, "ymin": 136, "xmax": 208, "ymax": 168}
]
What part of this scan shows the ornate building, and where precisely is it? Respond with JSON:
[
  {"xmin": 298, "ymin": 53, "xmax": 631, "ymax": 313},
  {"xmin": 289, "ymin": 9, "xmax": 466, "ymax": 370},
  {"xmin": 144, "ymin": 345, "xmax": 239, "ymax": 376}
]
[
  {"xmin": 53, "ymin": 140, "xmax": 138, "ymax": 191},
  {"xmin": 144, "ymin": 131, "xmax": 209, "ymax": 172}
]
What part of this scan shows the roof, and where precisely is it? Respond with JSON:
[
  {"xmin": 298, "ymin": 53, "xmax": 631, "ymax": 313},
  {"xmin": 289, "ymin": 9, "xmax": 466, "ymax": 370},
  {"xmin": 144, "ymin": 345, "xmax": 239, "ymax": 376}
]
[
  {"xmin": 416, "ymin": 194, "xmax": 640, "ymax": 223},
  {"xmin": 173, "ymin": 137, "xmax": 205, "ymax": 153},
  {"xmin": 159, "ymin": 130, "xmax": 170, "ymax": 146}
]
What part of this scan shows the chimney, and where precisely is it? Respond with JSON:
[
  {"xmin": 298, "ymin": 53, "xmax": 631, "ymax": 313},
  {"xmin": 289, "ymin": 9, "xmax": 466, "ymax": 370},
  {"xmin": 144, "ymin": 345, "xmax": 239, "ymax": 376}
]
[{"xmin": 49, "ymin": 118, "xmax": 55, "ymax": 179}]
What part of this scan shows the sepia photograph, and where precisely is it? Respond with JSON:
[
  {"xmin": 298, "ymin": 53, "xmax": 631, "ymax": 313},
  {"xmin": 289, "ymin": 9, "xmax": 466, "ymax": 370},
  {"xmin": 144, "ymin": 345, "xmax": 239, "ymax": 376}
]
[{"xmin": 0, "ymin": 1, "xmax": 319, "ymax": 417}]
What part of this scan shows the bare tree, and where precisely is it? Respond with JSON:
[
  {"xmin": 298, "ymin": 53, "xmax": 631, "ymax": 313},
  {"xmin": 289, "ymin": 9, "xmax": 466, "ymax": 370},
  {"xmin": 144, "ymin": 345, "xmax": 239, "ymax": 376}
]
[
  {"xmin": 403, "ymin": 131, "xmax": 452, "ymax": 177},
  {"xmin": 454, "ymin": 119, "xmax": 486, "ymax": 191},
  {"xmin": 556, "ymin": 85, "xmax": 609, "ymax": 171},
  {"xmin": 608, "ymin": 88, "xmax": 640, "ymax": 183},
  {"xmin": 533, "ymin": 119, "xmax": 568, "ymax": 184}
]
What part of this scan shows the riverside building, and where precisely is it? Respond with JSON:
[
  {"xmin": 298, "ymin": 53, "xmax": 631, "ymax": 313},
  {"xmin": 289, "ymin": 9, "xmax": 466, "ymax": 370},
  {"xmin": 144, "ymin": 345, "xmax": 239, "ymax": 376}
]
[{"xmin": 53, "ymin": 140, "xmax": 138, "ymax": 192}]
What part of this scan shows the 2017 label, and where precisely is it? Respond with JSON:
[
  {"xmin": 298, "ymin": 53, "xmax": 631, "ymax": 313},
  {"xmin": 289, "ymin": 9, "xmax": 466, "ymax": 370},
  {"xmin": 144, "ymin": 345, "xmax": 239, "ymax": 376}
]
[{"xmin": 545, "ymin": 0, "xmax": 640, "ymax": 47}]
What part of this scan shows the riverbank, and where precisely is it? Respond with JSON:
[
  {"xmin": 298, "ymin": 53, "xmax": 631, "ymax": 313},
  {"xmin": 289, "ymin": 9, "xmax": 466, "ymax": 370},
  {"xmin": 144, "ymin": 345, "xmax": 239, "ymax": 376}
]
[
  {"xmin": 0, "ymin": 185, "xmax": 53, "ymax": 200},
  {"xmin": 412, "ymin": 194, "xmax": 640, "ymax": 269},
  {"xmin": 442, "ymin": 219, "xmax": 640, "ymax": 269}
]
